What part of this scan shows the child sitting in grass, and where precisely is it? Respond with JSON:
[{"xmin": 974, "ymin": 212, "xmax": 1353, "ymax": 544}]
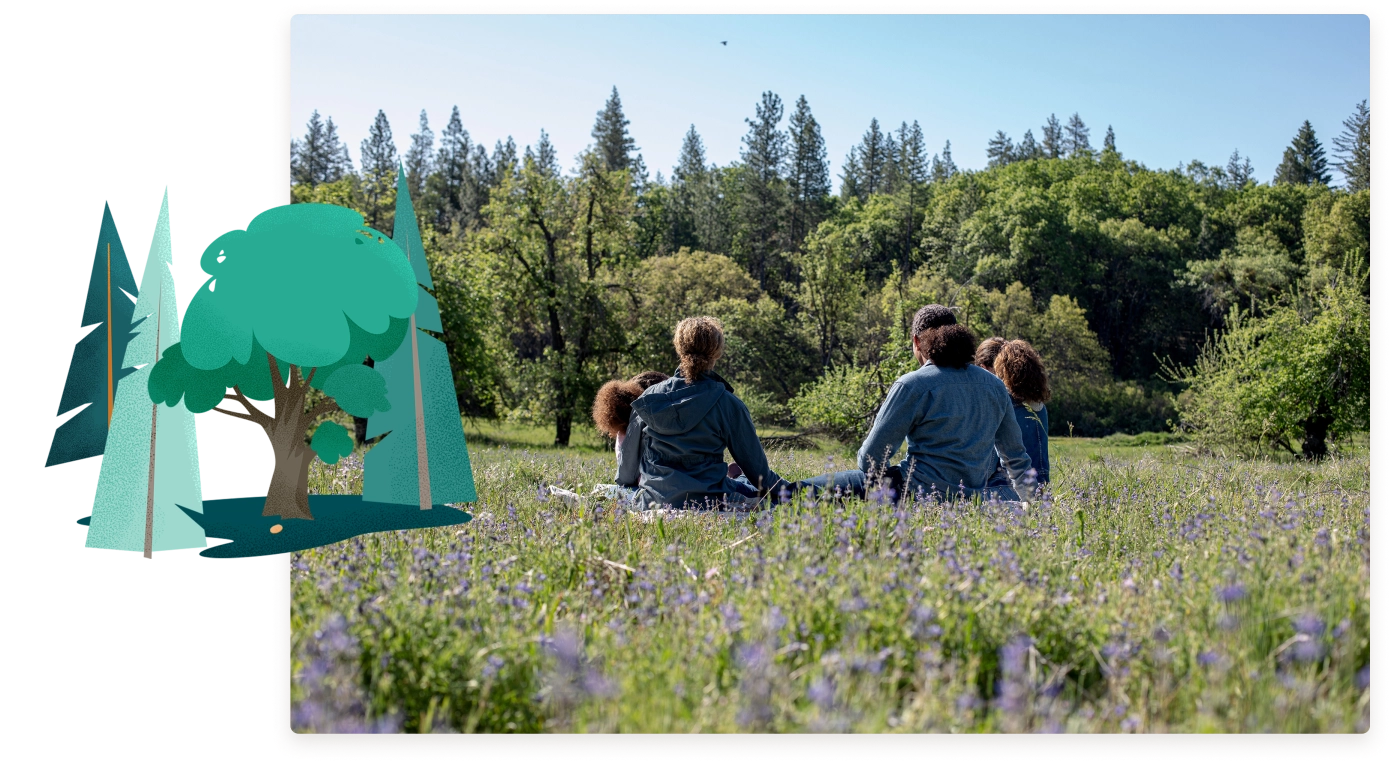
[{"xmin": 976, "ymin": 337, "xmax": 1051, "ymax": 494}]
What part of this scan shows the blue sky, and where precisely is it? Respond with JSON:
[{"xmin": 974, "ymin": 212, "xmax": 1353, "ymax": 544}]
[{"xmin": 291, "ymin": 14, "xmax": 1369, "ymax": 186}]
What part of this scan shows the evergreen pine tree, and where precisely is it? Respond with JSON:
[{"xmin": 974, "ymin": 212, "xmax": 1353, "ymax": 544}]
[
  {"xmin": 839, "ymin": 146, "xmax": 865, "ymax": 202},
  {"xmin": 739, "ymin": 90, "xmax": 789, "ymax": 290},
  {"xmin": 1226, "ymin": 149, "xmax": 1255, "ymax": 187},
  {"xmin": 364, "ymin": 168, "xmax": 477, "ymax": 508},
  {"xmin": 291, "ymin": 110, "xmax": 329, "ymax": 187},
  {"xmin": 86, "ymin": 191, "xmax": 204, "ymax": 556},
  {"xmin": 1102, "ymin": 125, "xmax": 1116, "ymax": 154},
  {"xmin": 1017, "ymin": 129, "xmax": 1040, "ymax": 161},
  {"xmin": 526, "ymin": 129, "xmax": 560, "ymax": 178},
  {"xmin": 323, "ymin": 116, "xmax": 352, "ymax": 180},
  {"xmin": 592, "ymin": 86, "xmax": 637, "ymax": 172},
  {"xmin": 787, "ymin": 95, "xmax": 830, "ymax": 250},
  {"xmin": 403, "ymin": 109, "xmax": 434, "ymax": 201},
  {"xmin": 882, "ymin": 130, "xmax": 902, "ymax": 193},
  {"xmin": 899, "ymin": 121, "xmax": 929, "ymax": 187},
  {"xmin": 857, "ymin": 118, "xmax": 889, "ymax": 195},
  {"xmin": 987, "ymin": 130, "xmax": 1015, "ymax": 168},
  {"xmin": 1332, "ymin": 100, "xmax": 1370, "ymax": 192},
  {"xmin": 492, "ymin": 137, "xmax": 518, "ymax": 181},
  {"xmin": 359, "ymin": 109, "xmax": 399, "ymax": 229},
  {"xmin": 1041, "ymin": 114, "xmax": 1064, "ymax": 159},
  {"xmin": 669, "ymin": 124, "xmax": 709, "ymax": 250},
  {"xmin": 47, "ymin": 204, "xmax": 140, "ymax": 466},
  {"xmin": 931, "ymin": 140, "xmax": 958, "ymax": 183},
  {"xmin": 1274, "ymin": 120, "xmax": 1331, "ymax": 186},
  {"xmin": 1064, "ymin": 113, "xmax": 1091, "ymax": 155},
  {"xmin": 431, "ymin": 105, "xmax": 472, "ymax": 229}
]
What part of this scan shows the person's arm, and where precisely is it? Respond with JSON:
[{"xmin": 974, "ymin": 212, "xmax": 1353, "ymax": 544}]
[
  {"xmin": 615, "ymin": 414, "xmax": 643, "ymax": 487},
  {"xmin": 725, "ymin": 396, "xmax": 786, "ymax": 496},
  {"xmin": 1037, "ymin": 405, "xmax": 1050, "ymax": 484},
  {"xmin": 994, "ymin": 402, "xmax": 1035, "ymax": 502},
  {"xmin": 857, "ymin": 380, "xmax": 914, "ymax": 473}
]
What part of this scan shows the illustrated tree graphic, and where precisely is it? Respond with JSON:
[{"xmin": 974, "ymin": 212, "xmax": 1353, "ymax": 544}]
[
  {"xmin": 363, "ymin": 167, "xmax": 477, "ymax": 508},
  {"xmin": 147, "ymin": 203, "xmax": 418, "ymax": 519},
  {"xmin": 85, "ymin": 192, "xmax": 205, "ymax": 556},
  {"xmin": 47, "ymin": 204, "xmax": 139, "ymax": 466}
]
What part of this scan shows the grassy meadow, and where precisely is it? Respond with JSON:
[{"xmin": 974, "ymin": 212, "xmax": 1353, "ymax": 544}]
[{"xmin": 290, "ymin": 424, "xmax": 1369, "ymax": 733}]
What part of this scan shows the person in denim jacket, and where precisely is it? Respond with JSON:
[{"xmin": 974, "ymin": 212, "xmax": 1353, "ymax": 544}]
[
  {"xmin": 627, "ymin": 317, "xmax": 789, "ymax": 510},
  {"xmin": 801, "ymin": 305, "xmax": 1036, "ymax": 503},
  {"xmin": 976, "ymin": 337, "xmax": 1050, "ymax": 496}
]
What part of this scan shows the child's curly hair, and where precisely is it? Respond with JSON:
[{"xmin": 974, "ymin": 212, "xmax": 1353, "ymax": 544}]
[
  {"xmin": 592, "ymin": 380, "xmax": 643, "ymax": 438},
  {"xmin": 920, "ymin": 323, "xmax": 978, "ymax": 369},
  {"xmin": 591, "ymin": 371, "xmax": 671, "ymax": 438},
  {"xmin": 993, "ymin": 339, "xmax": 1051, "ymax": 404},
  {"xmin": 628, "ymin": 370, "xmax": 669, "ymax": 390}
]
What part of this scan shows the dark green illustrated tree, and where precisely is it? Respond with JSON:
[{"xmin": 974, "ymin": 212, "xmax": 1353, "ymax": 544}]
[
  {"xmin": 48, "ymin": 204, "xmax": 140, "ymax": 466},
  {"xmin": 147, "ymin": 203, "xmax": 419, "ymax": 519},
  {"xmin": 1274, "ymin": 120, "xmax": 1331, "ymax": 186},
  {"xmin": 364, "ymin": 168, "xmax": 477, "ymax": 508}
]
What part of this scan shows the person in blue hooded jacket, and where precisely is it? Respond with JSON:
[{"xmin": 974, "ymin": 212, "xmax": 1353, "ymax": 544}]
[{"xmin": 622, "ymin": 316, "xmax": 789, "ymax": 510}]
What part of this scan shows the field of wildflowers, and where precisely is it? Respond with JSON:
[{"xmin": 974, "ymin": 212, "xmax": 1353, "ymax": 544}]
[{"xmin": 291, "ymin": 434, "xmax": 1369, "ymax": 733}]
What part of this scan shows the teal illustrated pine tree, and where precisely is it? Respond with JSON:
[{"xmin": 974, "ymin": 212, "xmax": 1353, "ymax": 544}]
[
  {"xmin": 364, "ymin": 167, "xmax": 477, "ymax": 508},
  {"xmin": 47, "ymin": 204, "xmax": 140, "ymax": 466},
  {"xmin": 86, "ymin": 191, "xmax": 204, "ymax": 556}
]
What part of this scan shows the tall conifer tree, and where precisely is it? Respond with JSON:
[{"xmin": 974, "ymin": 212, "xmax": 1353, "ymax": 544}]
[
  {"xmin": 1274, "ymin": 120, "xmax": 1331, "ymax": 186},
  {"xmin": 787, "ymin": 95, "xmax": 830, "ymax": 250},
  {"xmin": 364, "ymin": 168, "xmax": 477, "ymax": 508},
  {"xmin": 403, "ymin": 109, "xmax": 434, "ymax": 201},
  {"xmin": 1041, "ymin": 114, "xmax": 1064, "ymax": 159},
  {"xmin": 592, "ymin": 87, "xmax": 637, "ymax": 172},
  {"xmin": 739, "ymin": 91, "xmax": 789, "ymax": 290},
  {"xmin": 86, "ymin": 192, "xmax": 204, "ymax": 556},
  {"xmin": 1226, "ymin": 149, "xmax": 1255, "ymax": 187},
  {"xmin": 360, "ymin": 109, "xmax": 399, "ymax": 229},
  {"xmin": 987, "ymin": 130, "xmax": 1015, "ymax": 167},
  {"xmin": 1017, "ymin": 129, "xmax": 1040, "ymax": 161},
  {"xmin": 1064, "ymin": 113, "xmax": 1091, "ymax": 155},
  {"xmin": 48, "ymin": 204, "xmax": 140, "ymax": 466},
  {"xmin": 1332, "ymin": 100, "xmax": 1370, "ymax": 191}
]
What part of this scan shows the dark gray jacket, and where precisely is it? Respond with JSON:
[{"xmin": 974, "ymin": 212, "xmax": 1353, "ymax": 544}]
[{"xmin": 624, "ymin": 370, "xmax": 785, "ymax": 509}]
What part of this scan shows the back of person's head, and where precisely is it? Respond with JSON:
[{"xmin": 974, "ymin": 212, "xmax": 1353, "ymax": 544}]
[
  {"xmin": 673, "ymin": 316, "xmax": 725, "ymax": 382},
  {"xmin": 975, "ymin": 336, "xmax": 1006, "ymax": 373},
  {"xmin": 629, "ymin": 370, "xmax": 670, "ymax": 390},
  {"xmin": 993, "ymin": 339, "xmax": 1051, "ymax": 404},
  {"xmin": 921, "ymin": 323, "xmax": 978, "ymax": 369},
  {"xmin": 910, "ymin": 304, "xmax": 958, "ymax": 338},
  {"xmin": 592, "ymin": 380, "xmax": 644, "ymax": 437}
]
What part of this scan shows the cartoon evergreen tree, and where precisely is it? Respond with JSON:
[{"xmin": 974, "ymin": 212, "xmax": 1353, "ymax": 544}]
[
  {"xmin": 86, "ymin": 192, "xmax": 205, "ymax": 556},
  {"xmin": 47, "ymin": 204, "xmax": 139, "ymax": 466},
  {"xmin": 363, "ymin": 167, "xmax": 477, "ymax": 508}
]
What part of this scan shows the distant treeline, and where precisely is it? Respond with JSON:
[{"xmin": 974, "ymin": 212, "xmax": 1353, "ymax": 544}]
[{"xmin": 290, "ymin": 89, "xmax": 1370, "ymax": 446}]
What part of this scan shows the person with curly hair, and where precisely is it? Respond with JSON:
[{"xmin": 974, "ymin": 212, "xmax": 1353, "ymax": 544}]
[
  {"xmin": 627, "ymin": 316, "xmax": 789, "ymax": 510},
  {"xmin": 977, "ymin": 338, "xmax": 1051, "ymax": 494},
  {"xmin": 801, "ymin": 305, "xmax": 1035, "ymax": 503},
  {"xmin": 578, "ymin": 372, "xmax": 668, "ymax": 505}
]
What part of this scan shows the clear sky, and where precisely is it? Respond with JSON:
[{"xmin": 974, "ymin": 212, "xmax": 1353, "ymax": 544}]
[{"xmin": 291, "ymin": 14, "xmax": 1369, "ymax": 186}]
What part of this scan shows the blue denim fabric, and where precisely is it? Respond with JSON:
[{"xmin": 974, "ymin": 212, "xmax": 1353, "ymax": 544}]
[
  {"xmin": 857, "ymin": 362, "xmax": 1035, "ymax": 501},
  {"xmin": 987, "ymin": 402, "xmax": 1049, "ymax": 491},
  {"xmin": 799, "ymin": 466, "xmax": 902, "ymax": 501}
]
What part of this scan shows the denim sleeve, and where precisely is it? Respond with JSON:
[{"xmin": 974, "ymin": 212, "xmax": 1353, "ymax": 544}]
[
  {"xmin": 858, "ymin": 379, "xmax": 912, "ymax": 472},
  {"xmin": 725, "ymin": 396, "xmax": 783, "ymax": 495},
  {"xmin": 615, "ymin": 414, "xmax": 643, "ymax": 487},
  {"xmin": 994, "ymin": 401, "xmax": 1036, "ymax": 501},
  {"xmin": 1038, "ymin": 405, "xmax": 1051, "ymax": 483}
]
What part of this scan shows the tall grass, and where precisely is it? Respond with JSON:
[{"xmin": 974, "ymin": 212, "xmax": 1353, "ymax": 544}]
[{"xmin": 292, "ymin": 438, "xmax": 1369, "ymax": 733}]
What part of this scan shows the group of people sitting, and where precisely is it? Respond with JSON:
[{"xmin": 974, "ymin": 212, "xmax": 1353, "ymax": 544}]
[{"xmin": 585, "ymin": 304, "xmax": 1051, "ymax": 511}]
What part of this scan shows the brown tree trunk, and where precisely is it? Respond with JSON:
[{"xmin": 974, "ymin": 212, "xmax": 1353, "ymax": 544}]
[
  {"xmin": 1301, "ymin": 398, "xmax": 1333, "ymax": 461},
  {"xmin": 263, "ymin": 441, "xmax": 314, "ymax": 519}
]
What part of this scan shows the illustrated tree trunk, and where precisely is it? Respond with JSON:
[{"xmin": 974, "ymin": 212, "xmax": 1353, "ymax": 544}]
[
  {"xmin": 1301, "ymin": 398, "xmax": 1333, "ymax": 461},
  {"xmin": 263, "ymin": 441, "xmax": 314, "ymax": 519}
]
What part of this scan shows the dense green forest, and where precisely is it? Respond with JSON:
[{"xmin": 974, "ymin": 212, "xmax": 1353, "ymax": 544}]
[{"xmin": 290, "ymin": 90, "xmax": 1370, "ymax": 453}]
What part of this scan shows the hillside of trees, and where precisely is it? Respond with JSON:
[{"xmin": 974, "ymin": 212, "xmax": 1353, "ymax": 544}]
[{"xmin": 290, "ymin": 90, "xmax": 1370, "ymax": 448}]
